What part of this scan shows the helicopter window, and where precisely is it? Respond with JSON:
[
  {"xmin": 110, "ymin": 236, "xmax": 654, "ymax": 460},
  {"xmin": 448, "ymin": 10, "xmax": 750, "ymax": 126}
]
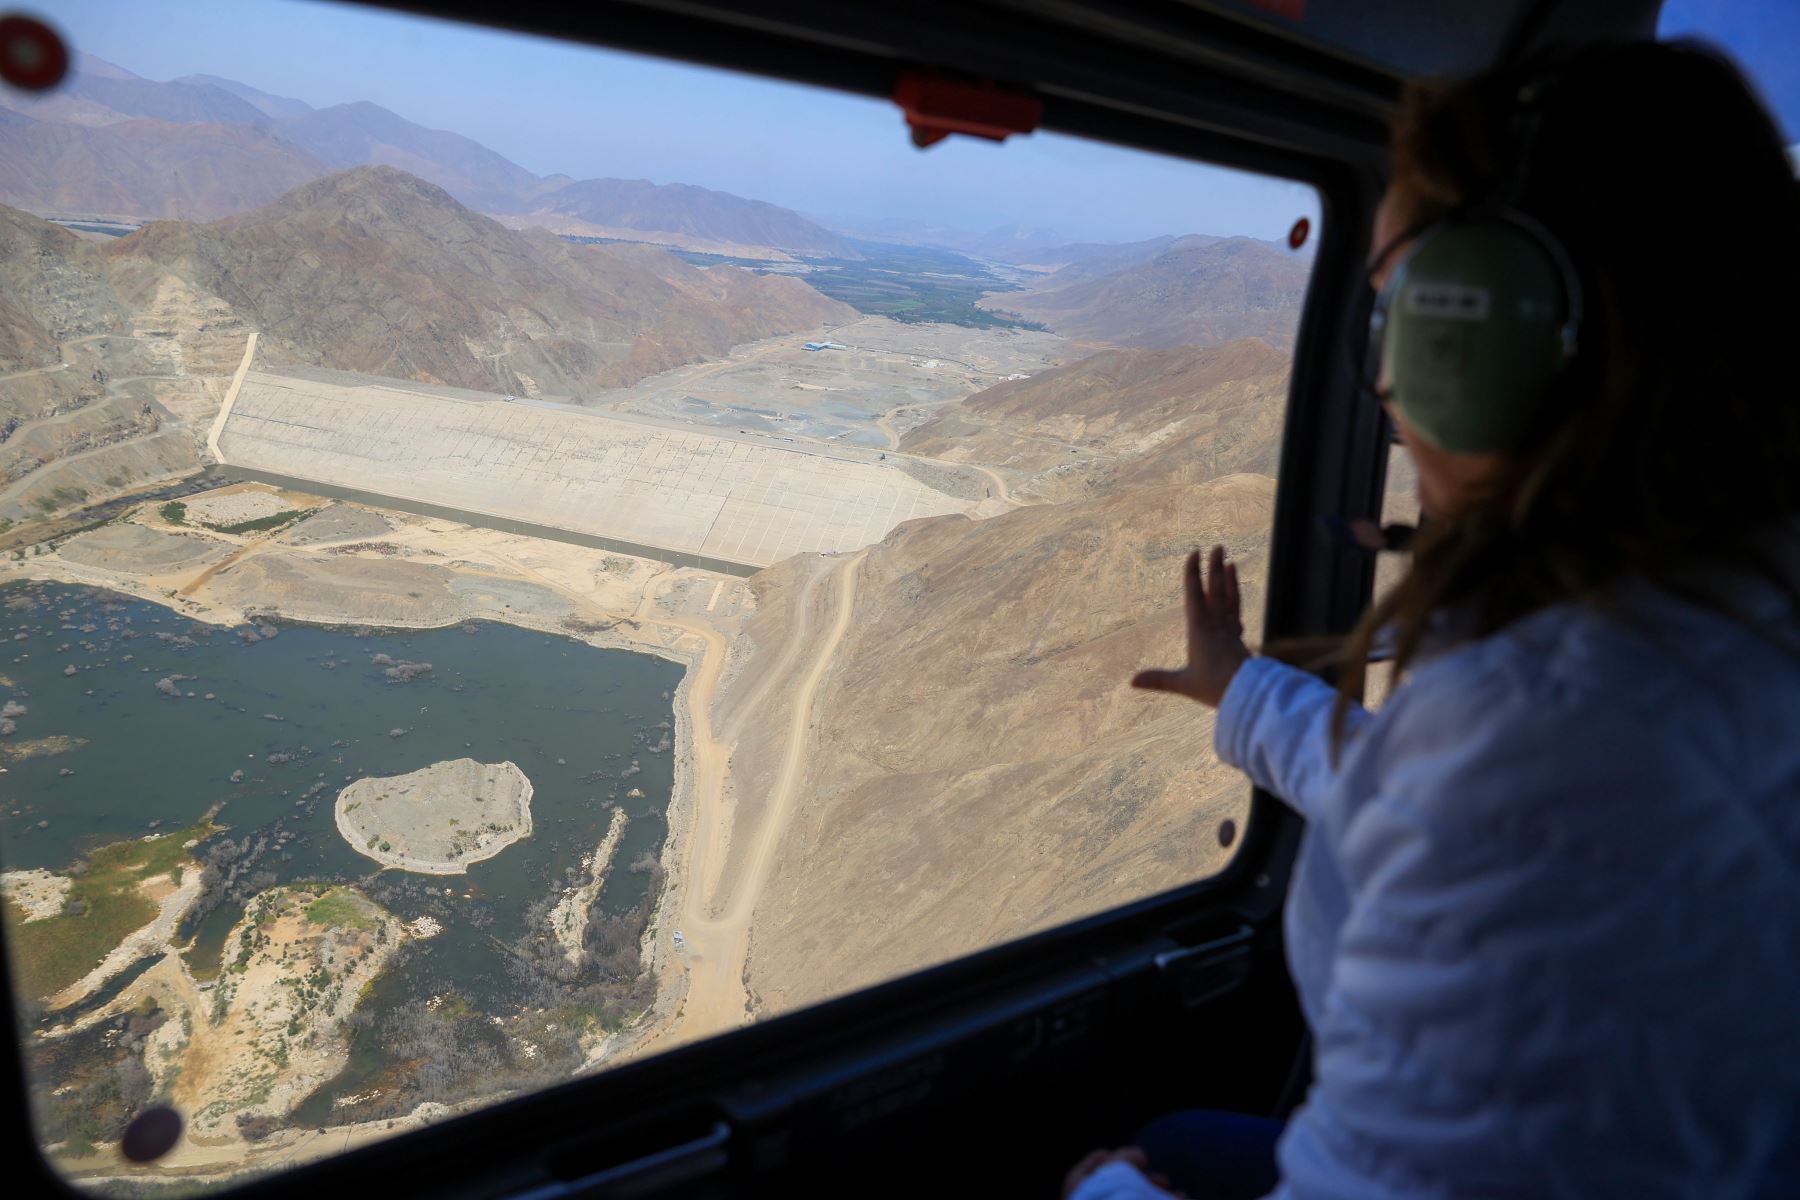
[
  {"xmin": 0, "ymin": 0, "xmax": 1321, "ymax": 1187},
  {"xmin": 1659, "ymin": 1, "xmax": 1799, "ymax": 151}
]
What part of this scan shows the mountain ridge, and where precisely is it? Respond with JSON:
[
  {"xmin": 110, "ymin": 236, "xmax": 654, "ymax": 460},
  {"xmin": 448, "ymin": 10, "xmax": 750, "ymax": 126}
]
[
  {"xmin": 98, "ymin": 165, "xmax": 857, "ymax": 394},
  {"xmin": 271, "ymin": 100, "xmax": 542, "ymax": 214},
  {"xmin": 0, "ymin": 106, "xmax": 331, "ymax": 222},
  {"xmin": 522, "ymin": 177, "xmax": 859, "ymax": 259},
  {"xmin": 174, "ymin": 73, "xmax": 314, "ymax": 120},
  {"xmin": 902, "ymin": 338, "xmax": 1290, "ymax": 499},
  {"xmin": 731, "ymin": 338, "xmax": 1294, "ymax": 1013},
  {"xmin": 981, "ymin": 236, "xmax": 1311, "ymax": 350},
  {"xmin": 4, "ymin": 56, "xmax": 867, "ymax": 259}
]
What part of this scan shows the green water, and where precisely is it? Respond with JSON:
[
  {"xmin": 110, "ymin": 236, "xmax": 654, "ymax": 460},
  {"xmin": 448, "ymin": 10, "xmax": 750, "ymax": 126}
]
[{"xmin": 0, "ymin": 580, "xmax": 682, "ymax": 1113}]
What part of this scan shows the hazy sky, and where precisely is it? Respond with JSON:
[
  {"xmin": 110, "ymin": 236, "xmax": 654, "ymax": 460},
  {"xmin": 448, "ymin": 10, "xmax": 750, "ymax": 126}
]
[
  {"xmin": 34, "ymin": 0, "xmax": 1320, "ymax": 245},
  {"xmin": 28, "ymin": 2, "xmax": 1799, "ymax": 244}
]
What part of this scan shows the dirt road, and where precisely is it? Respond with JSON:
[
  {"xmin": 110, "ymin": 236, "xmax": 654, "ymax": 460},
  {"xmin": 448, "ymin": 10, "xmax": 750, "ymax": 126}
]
[
  {"xmin": 0, "ymin": 332, "xmax": 120, "ymax": 384},
  {"xmin": 637, "ymin": 550, "xmax": 863, "ymax": 1047},
  {"xmin": 206, "ymin": 330, "xmax": 258, "ymax": 459}
]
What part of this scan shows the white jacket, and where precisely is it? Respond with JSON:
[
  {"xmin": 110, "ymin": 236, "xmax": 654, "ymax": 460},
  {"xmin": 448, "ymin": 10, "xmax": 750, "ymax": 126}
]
[{"xmin": 1077, "ymin": 571, "xmax": 1800, "ymax": 1199}]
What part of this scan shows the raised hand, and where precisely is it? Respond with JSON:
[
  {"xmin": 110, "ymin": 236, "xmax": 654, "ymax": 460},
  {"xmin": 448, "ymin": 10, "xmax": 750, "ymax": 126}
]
[{"xmin": 1131, "ymin": 545, "xmax": 1250, "ymax": 710}]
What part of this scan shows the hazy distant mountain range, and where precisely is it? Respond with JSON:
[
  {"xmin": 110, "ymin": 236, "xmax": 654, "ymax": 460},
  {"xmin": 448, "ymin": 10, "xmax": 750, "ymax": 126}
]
[
  {"xmin": 175, "ymin": 73, "xmax": 315, "ymax": 121},
  {"xmin": 819, "ymin": 216, "xmax": 1073, "ymax": 262},
  {"xmin": 982, "ymin": 236, "xmax": 1312, "ymax": 350},
  {"xmin": 0, "ymin": 51, "xmax": 1312, "ymax": 356},
  {"xmin": 0, "ymin": 54, "xmax": 856, "ymax": 257},
  {"xmin": 0, "ymin": 105, "xmax": 327, "ymax": 222},
  {"xmin": 0, "ymin": 53, "xmax": 1254, "ymax": 270}
]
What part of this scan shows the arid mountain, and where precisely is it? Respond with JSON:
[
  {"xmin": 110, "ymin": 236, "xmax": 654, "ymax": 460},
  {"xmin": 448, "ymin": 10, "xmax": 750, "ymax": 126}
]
[
  {"xmin": 710, "ymin": 329, "xmax": 1294, "ymax": 1015},
  {"xmin": 4, "ymin": 53, "xmax": 537, "ymax": 215},
  {"xmin": 963, "ymin": 223, "xmax": 1074, "ymax": 261},
  {"xmin": 731, "ymin": 434, "xmax": 1286, "ymax": 1017},
  {"xmin": 525, "ymin": 178, "xmax": 859, "ymax": 259},
  {"xmin": 175, "ymin": 74, "xmax": 314, "ymax": 120},
  {"xmin": 61, "ymin": 72, "xmax": 265, "ymax": 126},
  {"xmin": 487, "ymin": 212, "xmax": 805, "ymax": 262},
  {"xmin": 1017, "ymin": 234, "xmax": 1221, "ymax": 282},
  {"xmin": 101, "ymin": 166, "xmax": 856, "ymax": 394},
  {"xmin": 71, "ymin": 52, "xmax": 136, "ymax": 80},
  {"xmin": 6, "ymin": 54, "xmax": 868, "ymax": 257},
  {"xmin": 0, "ymin": 108, "xmax": 330, "ymax": 221},
  {"xmin": 837, "ymin": 223, "xmax": 1216, "ymax": 271},
  {"xmin": 272, "ymin": 102, "xmax": 542, "ymax": 214},
  {"xmin": 0, "ymin": 55, "xmax": 265, "ymax": 128},
  {"xmin": 982, "ymin": 236, "xmax": 1311, "ymax": 350},
  {"xmin": 816, "ymin": 217, "xmax": 1076, "ymax": 261},
  {"xmin": 0, "ymin": 168, "xmax": 855, "ymax": 521},
  {"xmin": 0, "ymin": 205, "xmax": 196, "ymax": 524},
  {"xmin": 901, "ymin": 338, "xmax": 1290, "ymax": 498},
  {"xmin": 0, "ymin": 205, "xmax": 128, "ymax": 370}
]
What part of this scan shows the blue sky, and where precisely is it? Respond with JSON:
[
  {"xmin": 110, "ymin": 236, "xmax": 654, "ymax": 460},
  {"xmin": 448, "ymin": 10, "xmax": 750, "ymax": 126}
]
[
  {"xmin": 27, "ymin": 2, "xmax": 1798, "ymax": 244},
  {"xmin": 1659, "ymin": 0, "xmax": 1800, "ymax": 142},
  {"xmin": 32, "ymin": 0, "xmax": 1320, "ymax": 245}
]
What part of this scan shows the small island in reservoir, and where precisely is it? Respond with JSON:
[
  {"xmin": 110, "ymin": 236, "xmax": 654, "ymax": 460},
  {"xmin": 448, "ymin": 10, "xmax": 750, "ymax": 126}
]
[{"xmin": 335, "ymin": 758, "xmax": 534, "ymax": 874}]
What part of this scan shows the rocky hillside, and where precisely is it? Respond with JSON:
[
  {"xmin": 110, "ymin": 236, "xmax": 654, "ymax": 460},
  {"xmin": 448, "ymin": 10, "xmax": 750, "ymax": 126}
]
[
  {"xmin": 983, "ymin": 236, "xmax": 1311, "ymax": 350},
  {"xmin": 0, "ymin": 108, "xmax": 329, "ymax": 221},
  {"xmin": 100, "ymin": 166, "xmax": 856, "ymax": 394},
  {"xmin": 0, "ymin": 205, "xmax": 128, "ymax": 370},
  {"xmin": 902, "ymin": 338, "xmax": 1290, "ymax": 499},
  {"xmin": 0, "ymin": 206, "xmax": 201, "ymax": 524},
  {"xmin": 728, "ymin": 339, "xmax": 1291, "ymax": 1014},
  {"xmin": 0, "ymin": 167, "xmax": 854, "ymax": 523}
]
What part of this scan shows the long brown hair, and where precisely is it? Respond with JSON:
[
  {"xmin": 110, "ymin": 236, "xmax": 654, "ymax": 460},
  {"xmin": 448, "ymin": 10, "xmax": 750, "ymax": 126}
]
[{"xmin": 1335, "ymin": 40, "xmax": 1800, "ymax": 744}]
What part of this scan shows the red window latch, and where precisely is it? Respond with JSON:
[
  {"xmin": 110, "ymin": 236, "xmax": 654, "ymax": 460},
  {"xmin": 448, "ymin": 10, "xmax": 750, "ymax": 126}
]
[{"xmin": 892, "ymin": 71, "xmax": 1042, "ymax": 148}]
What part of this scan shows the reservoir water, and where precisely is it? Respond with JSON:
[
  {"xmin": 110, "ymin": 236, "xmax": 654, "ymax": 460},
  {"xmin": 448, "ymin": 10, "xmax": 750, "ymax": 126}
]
[{"xmin": 0, "ymin": 580, "xmax": 682, "ymax": 1117}]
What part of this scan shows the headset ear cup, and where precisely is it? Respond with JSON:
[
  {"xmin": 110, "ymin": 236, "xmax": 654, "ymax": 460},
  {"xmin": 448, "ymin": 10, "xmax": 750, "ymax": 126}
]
[{"xmin": 1381, "ymin": 216, "xmax": 1577, "ymax": 454}]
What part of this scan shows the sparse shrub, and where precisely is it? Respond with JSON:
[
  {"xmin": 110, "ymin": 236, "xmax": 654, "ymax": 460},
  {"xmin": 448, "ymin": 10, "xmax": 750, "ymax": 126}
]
[{"xmin": 236, "ymin": 1113, "xmax": 283, "ymax": 1142}]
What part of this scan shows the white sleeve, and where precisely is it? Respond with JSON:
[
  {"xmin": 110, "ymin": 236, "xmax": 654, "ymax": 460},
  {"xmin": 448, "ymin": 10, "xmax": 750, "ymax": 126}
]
[
  {"xmin": 1213, "ymin": 656, "xmax": 1371, "ymax": 822},
  {"xmin": 1067, "ymin": 1161, "xmax": 1172, "ymax": 1200},
  {"xmin": 1277, "ymin": 686, "xmax": 1722, "ymax": 1199}
]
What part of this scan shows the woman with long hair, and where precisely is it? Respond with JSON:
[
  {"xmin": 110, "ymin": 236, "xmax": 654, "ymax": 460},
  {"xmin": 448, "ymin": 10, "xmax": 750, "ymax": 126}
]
[{"xmin": 1071, "ymin": 39, "xmax": 1800, "ymax": 1200}]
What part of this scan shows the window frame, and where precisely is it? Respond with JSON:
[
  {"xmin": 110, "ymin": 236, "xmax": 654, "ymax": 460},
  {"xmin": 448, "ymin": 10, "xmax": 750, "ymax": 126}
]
[{"xmin": 0, "ymin": 3, "xmax": 1399, "ymax": 1194}]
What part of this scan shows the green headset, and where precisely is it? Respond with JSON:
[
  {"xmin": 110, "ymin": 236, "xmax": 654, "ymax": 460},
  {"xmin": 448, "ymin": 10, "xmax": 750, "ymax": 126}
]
[{"xmin": 1363, "ymin": 99, "xmax": 1585, "ymax": 455}]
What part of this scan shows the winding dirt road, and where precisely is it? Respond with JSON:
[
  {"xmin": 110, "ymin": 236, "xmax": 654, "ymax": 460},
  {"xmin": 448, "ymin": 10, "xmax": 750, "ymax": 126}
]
[{"xmin": 640, "ymin": 550, "xmax": 864, "ymax": 1047}]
